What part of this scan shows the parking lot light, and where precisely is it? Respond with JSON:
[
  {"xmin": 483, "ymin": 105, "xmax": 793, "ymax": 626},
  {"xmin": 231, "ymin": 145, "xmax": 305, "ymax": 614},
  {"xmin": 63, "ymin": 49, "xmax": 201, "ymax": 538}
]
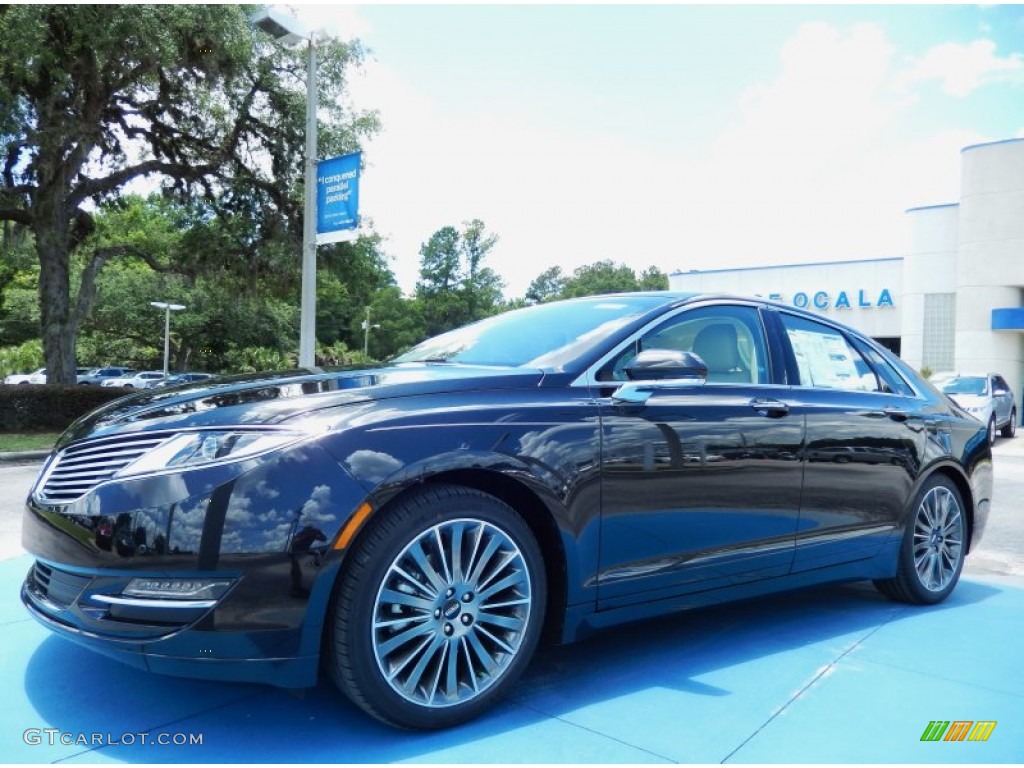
[
  {"xmin": 251, "ymin": 7, "xmax": 330, "ymax": 368},
  {"xmin": 150, "ymin": 301, "xmax": 185, "ymax": 376}
]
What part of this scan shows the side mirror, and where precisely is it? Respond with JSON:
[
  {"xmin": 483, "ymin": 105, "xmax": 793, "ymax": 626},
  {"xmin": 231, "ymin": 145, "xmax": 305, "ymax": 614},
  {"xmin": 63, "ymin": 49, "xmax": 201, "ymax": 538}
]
[
  {"xmin": 624, "ymin": 349, "xmax": 708, "ymax": 382},
  {"xmin": 994, "ymin": 388, "xmax": 1009, "ymax": 397}
]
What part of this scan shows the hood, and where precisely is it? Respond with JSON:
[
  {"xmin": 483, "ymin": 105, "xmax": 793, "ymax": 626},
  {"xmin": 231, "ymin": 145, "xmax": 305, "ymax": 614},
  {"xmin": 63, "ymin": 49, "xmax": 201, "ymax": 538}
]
[
  {"xmin": 58, "ymin": 363, "xmax": 545, "ymax": 447},
  {"xmin": 946, "ymin": 393, "xmax": 989, "ymax": 411}
]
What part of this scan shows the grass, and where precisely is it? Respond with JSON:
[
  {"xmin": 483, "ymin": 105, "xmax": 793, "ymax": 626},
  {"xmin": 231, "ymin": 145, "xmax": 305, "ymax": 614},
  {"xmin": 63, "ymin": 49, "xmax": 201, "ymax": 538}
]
[{"xmin": 0, "ymin": 432, "xmax": 59, "ymax": 452}]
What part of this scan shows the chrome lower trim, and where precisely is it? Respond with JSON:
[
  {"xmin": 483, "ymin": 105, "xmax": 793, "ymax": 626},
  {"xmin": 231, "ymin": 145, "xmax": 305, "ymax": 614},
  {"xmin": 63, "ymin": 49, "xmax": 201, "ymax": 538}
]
[{"xmin": 90, "ymin": 595, "xmax": 218, "ymax": 610}]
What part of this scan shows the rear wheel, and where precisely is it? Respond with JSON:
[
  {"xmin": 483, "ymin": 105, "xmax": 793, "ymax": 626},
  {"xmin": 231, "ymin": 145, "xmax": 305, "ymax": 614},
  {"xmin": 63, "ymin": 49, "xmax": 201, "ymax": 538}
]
[
  {"xmin": 875, "ymin": 476, "xmax": 966, "ymax": 605},
  {"xmin": 326, "ymin": 484, "xmax": 546, "ymax": 729},
  {"xmin": 1001, "ymin": 408, "xmax": 1017, "ymax": 439}
]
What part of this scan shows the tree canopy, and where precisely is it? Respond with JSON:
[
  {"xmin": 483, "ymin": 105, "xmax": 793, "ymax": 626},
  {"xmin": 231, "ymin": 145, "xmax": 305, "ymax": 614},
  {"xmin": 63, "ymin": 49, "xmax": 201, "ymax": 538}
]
[
  {"xmin": 0, "ymin": 4, "xmax": 377, "ymax": 382},
  {"xmin": 0, "ymin": 5, "xmax": 676, "ymax": 383},
  {"xmin": 416, "ymin": 219, "xmax": 504, "ymax": 336},
  {"xmin": 526, "ymin": 260, "xmax": 669, "ymax": 303}
]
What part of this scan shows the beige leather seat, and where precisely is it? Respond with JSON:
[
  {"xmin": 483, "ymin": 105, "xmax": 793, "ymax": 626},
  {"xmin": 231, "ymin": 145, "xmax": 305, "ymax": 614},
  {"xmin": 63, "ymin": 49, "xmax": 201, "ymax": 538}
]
[{"xmin": 692, "ymin": 323, "xmax": 751, "ymax": 383}]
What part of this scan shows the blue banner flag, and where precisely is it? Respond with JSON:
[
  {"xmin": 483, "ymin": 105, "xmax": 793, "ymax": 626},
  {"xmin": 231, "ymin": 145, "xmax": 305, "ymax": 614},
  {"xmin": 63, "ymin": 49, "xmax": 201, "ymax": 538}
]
[{"xmin": 316, "ymin": 152, "xmax": 361, "ymax": 243}]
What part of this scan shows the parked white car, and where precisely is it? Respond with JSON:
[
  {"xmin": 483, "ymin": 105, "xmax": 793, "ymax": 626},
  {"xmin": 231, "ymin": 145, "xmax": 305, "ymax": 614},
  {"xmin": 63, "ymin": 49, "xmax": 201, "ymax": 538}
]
[
  {"xmin": 941, "ymin": 372, "xmax": 1017, "ymax": 445},
  {"xmin": 101, "ymin": 371, "xmax": 166, "ymax": 389},
  {"xmin": 77, "ymin": 367, "xmax": 135, "ymax": 385},
  {"xmin": 3, "ymin": 367, "xmax": 45, "ymax": 385}
]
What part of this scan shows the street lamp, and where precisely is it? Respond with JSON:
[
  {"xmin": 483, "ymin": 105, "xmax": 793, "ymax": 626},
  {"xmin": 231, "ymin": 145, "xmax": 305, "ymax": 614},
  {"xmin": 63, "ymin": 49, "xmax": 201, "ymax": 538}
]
[
  {"xmin": 361, "ymin": 306, "xmax": 380, "ymax": 356},
  {"xmin": 251, "ymin": 7, "xmax": 323, "ymax": 368},
  {"xmin": 150, "ymin": 301, "xmax": 186, "ymax": 376}
]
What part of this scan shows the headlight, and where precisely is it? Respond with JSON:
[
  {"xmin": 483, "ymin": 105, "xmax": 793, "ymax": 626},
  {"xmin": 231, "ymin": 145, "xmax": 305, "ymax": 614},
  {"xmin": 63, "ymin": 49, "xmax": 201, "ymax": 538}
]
[{"xmin": 117, "ymin": 429, "xmax": 307, "ymax": 477}]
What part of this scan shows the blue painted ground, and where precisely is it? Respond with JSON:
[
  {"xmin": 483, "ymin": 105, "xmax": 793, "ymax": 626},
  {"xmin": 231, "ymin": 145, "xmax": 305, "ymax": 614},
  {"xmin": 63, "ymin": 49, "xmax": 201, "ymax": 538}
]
[{"xmin": 2, "ymin": 553, "xmax": 1021, "ymax": 763}]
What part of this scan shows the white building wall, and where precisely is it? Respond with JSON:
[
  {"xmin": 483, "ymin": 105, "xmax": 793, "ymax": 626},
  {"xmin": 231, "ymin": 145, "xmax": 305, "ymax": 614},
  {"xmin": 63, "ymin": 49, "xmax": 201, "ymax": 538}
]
[
  {"xmin": 667, "ymin": 137, "xmax": 1024, "ymax": 416},
  {"xmin": 901, "ymin": 204, "xmax": 958, "ymax": 370},
  {"xmin": 669, "ymin": 259, "xmax": 903, "ymax": 338},
  {"xmin": 955, "ymin": 139, "xmax": 1024, "ymax": 405}
]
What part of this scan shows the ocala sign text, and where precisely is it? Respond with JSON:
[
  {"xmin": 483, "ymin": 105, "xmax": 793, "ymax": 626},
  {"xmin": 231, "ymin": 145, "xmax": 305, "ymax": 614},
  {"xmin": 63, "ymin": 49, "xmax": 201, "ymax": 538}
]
[{"xmin": 760, "ymin": 289, "xmax": 895, "ymax": 311}]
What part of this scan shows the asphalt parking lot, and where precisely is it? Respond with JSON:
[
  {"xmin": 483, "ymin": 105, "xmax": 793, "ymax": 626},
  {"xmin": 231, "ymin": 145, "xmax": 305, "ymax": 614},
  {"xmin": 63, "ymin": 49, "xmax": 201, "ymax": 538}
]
[{"xmin": 1, "ymin": 444, "xmax": 1022, "ymax": 763}]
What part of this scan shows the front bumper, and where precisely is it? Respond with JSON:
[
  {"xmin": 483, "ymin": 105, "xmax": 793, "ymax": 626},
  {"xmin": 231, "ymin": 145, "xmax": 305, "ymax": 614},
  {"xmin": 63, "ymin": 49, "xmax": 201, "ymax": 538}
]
[
  {"xmin": 20, "ymin": 557, "xmax": 326, "ymax": 687},
  {"xmin": 20, "ymin": 440, "xmax": 369, "ymax": 688}
]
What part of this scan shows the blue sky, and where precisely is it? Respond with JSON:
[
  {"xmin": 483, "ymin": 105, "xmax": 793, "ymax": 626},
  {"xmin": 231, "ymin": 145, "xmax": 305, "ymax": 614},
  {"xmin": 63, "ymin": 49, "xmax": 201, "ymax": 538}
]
[{"xmin": 288, "ymin": 3, "xmax": 1024, "ymax": 297}]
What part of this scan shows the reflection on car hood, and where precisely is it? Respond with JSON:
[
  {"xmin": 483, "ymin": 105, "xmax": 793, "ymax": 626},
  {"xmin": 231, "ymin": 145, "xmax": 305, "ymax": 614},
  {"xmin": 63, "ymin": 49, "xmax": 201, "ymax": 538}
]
[
  {"xmin": 59, "ymin": 363, "xmax": 545, "ymax": 447},
  {"xmin": 946, "ymin": 394, "xmax": 988, "ymax": 409}
]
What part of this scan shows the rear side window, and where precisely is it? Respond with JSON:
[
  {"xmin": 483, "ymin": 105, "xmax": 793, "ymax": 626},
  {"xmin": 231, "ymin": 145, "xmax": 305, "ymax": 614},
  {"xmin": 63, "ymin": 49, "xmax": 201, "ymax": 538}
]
[
  {"xmin": 779, "ymin": 313, "xmax": 880, "ymax": 392},
  {"xmin": 857, "ymin": 344, "xmax": 915, "ymax": 397}
]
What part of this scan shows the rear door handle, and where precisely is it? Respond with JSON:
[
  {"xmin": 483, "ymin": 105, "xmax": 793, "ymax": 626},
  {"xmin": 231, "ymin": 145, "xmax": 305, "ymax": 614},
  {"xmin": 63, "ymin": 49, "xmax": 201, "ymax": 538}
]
[{"xmin": 750, "ymin": 398, "xmax": 789, "ymax": 418}]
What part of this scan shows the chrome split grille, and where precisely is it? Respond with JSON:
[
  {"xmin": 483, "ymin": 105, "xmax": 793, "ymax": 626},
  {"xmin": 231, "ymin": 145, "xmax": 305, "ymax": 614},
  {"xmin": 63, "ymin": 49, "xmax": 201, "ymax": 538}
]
[{"xmin": 37, "ymin": 433, "xmax": 169, "ymax": 504}]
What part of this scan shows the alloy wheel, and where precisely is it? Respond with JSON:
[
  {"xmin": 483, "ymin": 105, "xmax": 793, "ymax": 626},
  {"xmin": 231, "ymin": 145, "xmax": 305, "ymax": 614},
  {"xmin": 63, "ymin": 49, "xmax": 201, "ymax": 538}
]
[
  {"xmin": 912, "ymin": 486, "xmax": 964, "ymax": 592},
  {"xmin": 371, "ymin": 518, "xmax": 532, "ymax": 708}
]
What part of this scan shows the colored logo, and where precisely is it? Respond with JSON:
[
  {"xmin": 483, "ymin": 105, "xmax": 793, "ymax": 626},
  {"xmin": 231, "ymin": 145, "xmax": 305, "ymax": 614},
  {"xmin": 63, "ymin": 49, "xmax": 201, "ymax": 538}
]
[{"xmin": 920, "ymin": 720, "xmax": 997, "ymax": 742}]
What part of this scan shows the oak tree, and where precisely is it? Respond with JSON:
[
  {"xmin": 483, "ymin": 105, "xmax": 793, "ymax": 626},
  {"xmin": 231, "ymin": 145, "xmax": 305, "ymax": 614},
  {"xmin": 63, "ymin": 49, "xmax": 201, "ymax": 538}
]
[{"xmin": 0, "ymin": 4, "xmax": 376, "ymax": 382}]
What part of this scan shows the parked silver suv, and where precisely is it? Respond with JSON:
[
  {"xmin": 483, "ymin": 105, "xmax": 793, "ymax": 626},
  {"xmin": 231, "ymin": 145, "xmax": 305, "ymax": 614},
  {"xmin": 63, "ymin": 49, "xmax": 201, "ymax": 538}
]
[{"xmin": 941, "ymin": 373, "xmax": 1017, "ymax": 445}]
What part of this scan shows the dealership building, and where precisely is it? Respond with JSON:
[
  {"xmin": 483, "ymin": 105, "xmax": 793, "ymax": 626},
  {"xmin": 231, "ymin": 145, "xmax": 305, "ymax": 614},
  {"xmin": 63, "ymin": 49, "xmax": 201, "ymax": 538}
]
[{"xmin": 670, "ymin": 138, "xmax": 1024, "ymax": 406}]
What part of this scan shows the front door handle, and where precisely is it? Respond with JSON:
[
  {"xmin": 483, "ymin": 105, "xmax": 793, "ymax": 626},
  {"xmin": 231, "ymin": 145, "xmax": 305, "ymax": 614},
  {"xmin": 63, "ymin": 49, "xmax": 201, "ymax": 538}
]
[
  {"xmin": 884, "ymin": 407, "xmax": 909, "ymax": 422},
  {"xmin": 750, "ymin": 398, "xmax": 789, "ymax": 418}
]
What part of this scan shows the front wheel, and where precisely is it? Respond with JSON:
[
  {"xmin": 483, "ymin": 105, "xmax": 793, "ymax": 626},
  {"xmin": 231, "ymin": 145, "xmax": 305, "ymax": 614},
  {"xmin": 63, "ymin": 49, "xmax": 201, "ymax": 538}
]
[
  {"xmin": 1001, "ymin": 408, "xmax": 1017, "ymax": 439},
  {"xmin": 326, "ymin": 484, "xmax": 547, "ymax": 729},
  {"xmin": 875, "ymin": 476, "xmax": 966, "ymax": 605},
  {"xmin": 987, "ymin": 416, "xmax": 996, "ymax": 446}
]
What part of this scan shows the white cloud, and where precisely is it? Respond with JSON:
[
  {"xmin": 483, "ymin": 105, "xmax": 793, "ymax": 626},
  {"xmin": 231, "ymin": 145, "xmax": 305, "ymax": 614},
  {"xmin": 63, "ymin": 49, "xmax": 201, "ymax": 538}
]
[
  {"xmin": 349, "ymin": 56, "xmax": 688, "ymax": 295},
  {"xmin": 665, "ymin": 23, "xmax": 990, "ymax": 272},
  {"xmin": 347, "ymin": 19, "xmax": 1003, "ymax": 297},
  {"xmin": 272, "ymin": 4, "xmax": 372, "ymax": 42},
  {"xmin": 897, "ymin": 39, "xmax": 1024, "ymax": 97}
]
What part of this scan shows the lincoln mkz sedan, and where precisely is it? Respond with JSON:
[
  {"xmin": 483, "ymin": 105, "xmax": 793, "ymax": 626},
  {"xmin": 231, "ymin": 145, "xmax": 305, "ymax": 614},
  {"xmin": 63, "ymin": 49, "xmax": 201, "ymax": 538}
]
[{"xmin": 22, "ymin": 293, "xmax": 992, "ymax": 729}]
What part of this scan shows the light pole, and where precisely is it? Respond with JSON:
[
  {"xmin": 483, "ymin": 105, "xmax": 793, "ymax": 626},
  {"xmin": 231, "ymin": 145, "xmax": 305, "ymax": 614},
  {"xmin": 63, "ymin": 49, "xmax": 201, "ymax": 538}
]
[
  {"xmin": 150, "ymin": 301, "xmax": 186, "ymax": 376},
  {"xmin": 251, "ymin": 8, "xmax": 323, "ymax": 368},
  {"xmin": 361, "ymin": 306, "xmax": 380, "ymax": 356}
]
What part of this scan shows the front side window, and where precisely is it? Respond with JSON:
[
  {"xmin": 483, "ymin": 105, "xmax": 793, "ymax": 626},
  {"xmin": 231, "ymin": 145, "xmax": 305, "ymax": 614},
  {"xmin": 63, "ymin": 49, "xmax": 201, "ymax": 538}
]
[
  {"xmin": 599, "ymin": 305, "xmax": 770, "ymax": 384},
  {"xmin": 780, "ymin": 313, "xmax": 880, "ymax": 392}
]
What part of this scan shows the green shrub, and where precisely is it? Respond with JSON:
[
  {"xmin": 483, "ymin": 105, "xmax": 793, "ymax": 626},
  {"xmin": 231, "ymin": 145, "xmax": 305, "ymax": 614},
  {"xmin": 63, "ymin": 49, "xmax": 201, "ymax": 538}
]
[
  {"xmin": 0, "ymin": 339, "xmax": 44, "ymax": 379},
  {"xmin": 0, "ymin": 385, "xmax": 129, "ymax": 432},
  {"xmin": 222, "ymin": 346, "xmax": 295, "ymax": 373},
  {"xmin": 316, "ymin": 341, "xmax": 375, "ymax": 367}
]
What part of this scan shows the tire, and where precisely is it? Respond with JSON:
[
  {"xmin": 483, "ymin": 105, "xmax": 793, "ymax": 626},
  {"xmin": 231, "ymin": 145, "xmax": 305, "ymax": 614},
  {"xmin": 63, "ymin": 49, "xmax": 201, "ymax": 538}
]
[
  {"xmin": 1001, "ymin": 408, "xmax": 1017, "ymax": 439},
  {"xmin": 874, "ymin": 475, "xmax": 966, "ymax": 605},
  {"xmin": 987, "ymin": 416, "xmax": 996, "ymax": 446},
  {"xmin": 326, "ymin": 484, "xmax": 547, "ymax": 729}
]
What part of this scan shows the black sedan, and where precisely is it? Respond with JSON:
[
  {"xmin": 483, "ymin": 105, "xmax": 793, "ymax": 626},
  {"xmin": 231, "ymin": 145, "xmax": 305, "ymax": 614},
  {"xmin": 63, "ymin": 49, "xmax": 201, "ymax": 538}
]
[{"xmin": 21, "ymin": 293, "xmax": 992, "ymax": 729}]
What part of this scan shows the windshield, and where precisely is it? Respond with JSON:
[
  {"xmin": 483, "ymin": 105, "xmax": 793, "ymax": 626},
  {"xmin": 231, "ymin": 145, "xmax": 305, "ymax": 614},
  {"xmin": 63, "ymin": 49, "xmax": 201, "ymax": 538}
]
[
  {"xmin": 394, "ymin": 295, "xmax": 676, "ymax": 368},
  {"xmin": 942, "ymin": 376, "xmax": 988, "ymax": 396}
]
